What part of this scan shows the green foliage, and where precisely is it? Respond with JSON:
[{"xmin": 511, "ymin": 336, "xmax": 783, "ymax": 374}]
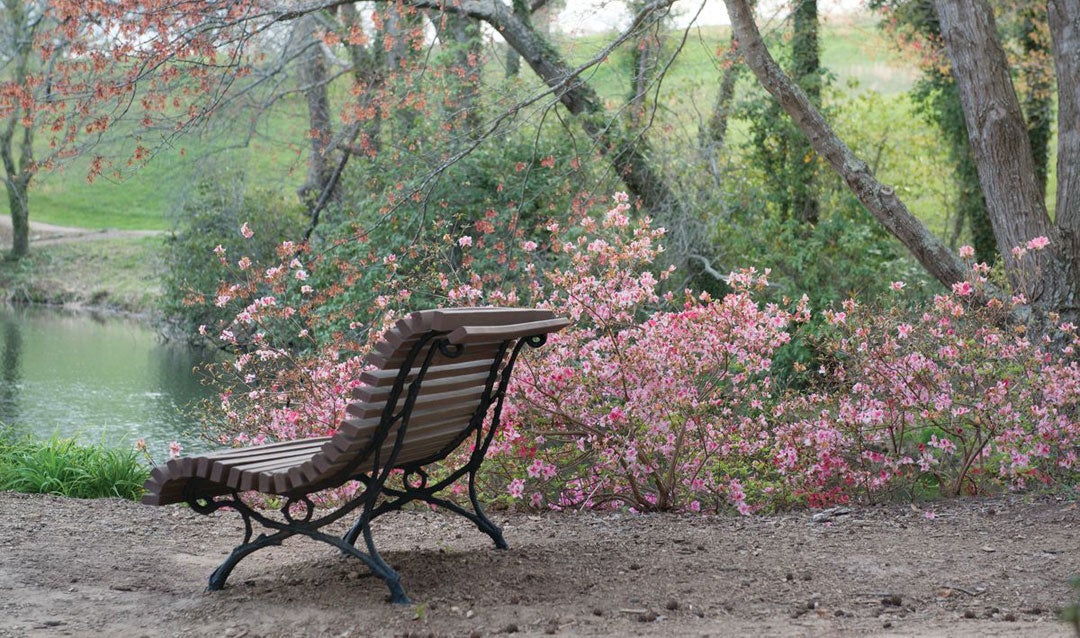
[
  {"xmin": 1063, "ymin": 574, "xmax": 1080, "ymax": 636},
  {"xmin": 305, "ymin": 124, "xmax": 588, "ymax": 344},
  {"xmin": 160, "ymin": 164, "xmax": 307, "ymax": 340},
  {"xmin": 0, "ymin": 432, "xmax": 149, "ymax": 500}
]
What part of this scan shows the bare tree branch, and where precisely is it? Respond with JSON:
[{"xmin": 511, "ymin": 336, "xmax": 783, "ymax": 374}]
[{"xmin": 724, "ymin": 0, "xmax": 971, "ymax": 290}]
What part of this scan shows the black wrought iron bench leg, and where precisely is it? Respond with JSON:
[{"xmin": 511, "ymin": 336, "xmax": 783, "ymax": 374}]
[{"xmin": 208, "ymin": 531, "xmax": 287, "ymax": 591}]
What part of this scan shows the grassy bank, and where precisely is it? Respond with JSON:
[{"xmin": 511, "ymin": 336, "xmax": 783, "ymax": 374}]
[
  {"xmin": 0, "ymin": 432, "xmax": 149, "ymax": 500},
  {"xmin": 0, "ymin": 236, "xmax": 164, "ymax": 315}
]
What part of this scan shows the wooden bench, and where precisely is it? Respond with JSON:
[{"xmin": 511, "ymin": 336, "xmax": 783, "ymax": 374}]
[{"xmin": 142, "ymin": 307, "xmax": 568, "ymax": 603}]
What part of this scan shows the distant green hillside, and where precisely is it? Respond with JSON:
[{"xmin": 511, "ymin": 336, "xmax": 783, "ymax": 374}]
[{"xmin": 25, "ymin": 15, "xmax": 915, "ymax": 232}]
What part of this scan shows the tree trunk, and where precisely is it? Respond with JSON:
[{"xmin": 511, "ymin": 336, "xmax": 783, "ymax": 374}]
[
  {"xmin": 5, "ymin": 175, "xmax": 30, "ymax": 260},
  {"xmin": 295, "ymin": 14, "xmax": 337, "ymax": 209},
  {"xmin": 627, "ymin": 3, "xmax": 663, "ymax": 131},
  {"xmin": 1048, "ymin": 0, "xmax": 1080, "ymax": 319},
  {"xmin": 411, "ymin": 0, "xmax": 683, "ymax": 229},
  {"xmin": 436, "ymin": 11, "xmax": 484, "ymax": 138},
  {"xmin": 1, "ymin": 0, "xmax": 36, "ymax": 260},
  {"xmin": 790, "ymin": 0, "xmax": 819, "ymax": 224},
  {"xmin": 933, "ymin": 0, "xmax": 1055, "ymax": 298},
  {"xmin": 723, "ymin": 0, "xmax": 972, "ymax": 288}
]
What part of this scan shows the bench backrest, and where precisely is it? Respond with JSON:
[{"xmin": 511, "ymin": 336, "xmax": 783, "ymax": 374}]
[{"xmin": 271, "ymin": 307, "xmax": 567, "ymax": 495}]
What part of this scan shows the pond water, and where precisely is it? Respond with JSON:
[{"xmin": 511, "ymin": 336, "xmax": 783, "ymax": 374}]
[{"xmin": 0, "ymin": 305, "xmax": 216, "ymax": 457}]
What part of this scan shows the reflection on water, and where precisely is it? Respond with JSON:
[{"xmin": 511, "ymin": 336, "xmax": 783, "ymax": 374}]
[{"xmin": 0, "ymin": 305, "xmax": 216, "ymax": 455}]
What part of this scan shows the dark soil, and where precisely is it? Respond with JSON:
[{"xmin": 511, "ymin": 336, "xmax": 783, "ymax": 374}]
[{"xmin": 0, "ymin": 492, "xmax": 1077, "ymax": 637}]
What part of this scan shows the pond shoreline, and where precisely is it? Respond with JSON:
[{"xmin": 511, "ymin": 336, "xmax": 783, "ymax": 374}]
[{"xmin": 1, "ymin": 234, "xmax": 165, "ymax": 317}]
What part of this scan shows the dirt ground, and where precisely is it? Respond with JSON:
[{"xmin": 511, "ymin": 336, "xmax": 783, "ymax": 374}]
[{"xmin": 0, "ymin": 492, "xmax": 1077, "ymax": 637}]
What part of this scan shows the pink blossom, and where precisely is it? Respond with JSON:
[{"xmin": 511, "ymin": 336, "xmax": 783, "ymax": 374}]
[
  {"xmin": 240, "ymin": 222, "xmax": 254, "ymax": 239},
  {"xmin": 951, "ymin": 281, "xmax": 973, "ymax": 296},
  {"xmin": 958, "ymin": 245, "xmax": 974, "ymax": 259},
  {"xmin": 1026, "ymin": 236, "xmax": 1050, "ymax": 250},
  {"xmin": 168, "ymin": 441, "xmax": 183, "ymax": 459},
  {"xmin": 522, "ymin": 240, "xmax": 538, "ymax": 252},
  {"xmin": 890, "ymin": 281, "xmax": 906, "ymax": 291},
  {"xmin": 458, "ymin": 235, "xmax": 473, "ymax": 247},
  {"xmin": 508, "ymin": 479, "xmax": 525, "ymax": 498}
]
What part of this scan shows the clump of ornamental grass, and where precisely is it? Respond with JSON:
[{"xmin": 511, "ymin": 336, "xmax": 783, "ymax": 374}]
[{"xmin": 0, "ymin": 434, "xmax": 149, "ymax": 500}]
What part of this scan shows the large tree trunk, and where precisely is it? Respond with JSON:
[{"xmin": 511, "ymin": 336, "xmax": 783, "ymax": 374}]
[
  {"xmin": 723, "ymin": 0, "xmax": 971, "ymax": 288},
  {"xmin": 935, "ymin": 0, "xmax": 1080, "ymax": 317},
  {"xmin": 1048, "ymin": 0, "xmax": 1080, "ymax": 319},
  {"xmin": 933, "ymin": 0, "xmax": 1055, "ymax": 296}
]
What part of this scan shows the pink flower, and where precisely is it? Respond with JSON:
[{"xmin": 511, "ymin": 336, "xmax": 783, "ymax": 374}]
[
  {"xmin": 240, "ymin": 222, "xmax": 254, "ymax": 239},
  {"xmin": 522, "ymin": 240, "xmax": 538, "ymax": 252},
  {"xmin": 508, "ymin": 479, "xmax": 525, "ymax": 499},
  {"xmin": 897, "ymin": 323, "xmax": 912, "ymax": 339},
  {"xmin": 1026, "ymin": 236, "xmax": 1050, "ymax": 250},
  {"xmin": 958, "ymin": 245, "xmax": 974, "ymax": 259},
  {"xmin": 237, "ymin": 256, "xmax": 251, "ymax": 270},
  {"xmin": 890, "ymin": 281, "xmax": 906, "ymax": 291},
  {"xmin": 134, "ymin": 439, "xmax": 147, "ymax": 453},
  {"xmin": 458, "ymin": 235, "xmax": 473, "ymax": 248},
  {"xmin": 924, "ymin": 510, "xmax": 936, "ymax": 520},
  {"xmin": 951, "ymin": 281, "xmax": 973, "ymax": 296},
  {"xmin": 168, "ymin": 441, "xmax": 183, "ymax": 459}
]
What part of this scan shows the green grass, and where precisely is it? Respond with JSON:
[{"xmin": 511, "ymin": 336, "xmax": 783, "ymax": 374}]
[
  {"xmin": 0, "ymin": 431, "xmax": 150, "ymax": 500},
  {"xmin": 0, "ymin": 235, "xmax": 164, "ymax": 313},
  {"xmin": 29, "ymin": 104, "xmax": 310, "ymax": 231}
]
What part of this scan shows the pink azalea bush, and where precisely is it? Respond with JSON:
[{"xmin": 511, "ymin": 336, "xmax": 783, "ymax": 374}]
[
  {"xmin": 781, "ymin": 245, "xmax": 1080, "ymax": 501},
  {"xmin": 192, "ymin": 195, "xmax": 1079, "ymax": 514}
]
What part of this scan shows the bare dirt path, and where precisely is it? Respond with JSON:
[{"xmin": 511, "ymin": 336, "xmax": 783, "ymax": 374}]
[
  {"xmin": 0, "ymin": 491, "xmax": 1076, "ymax": 637},
  {"xmin": 0, "ymin": 216, "xmax": 161, "ymax": 248}
]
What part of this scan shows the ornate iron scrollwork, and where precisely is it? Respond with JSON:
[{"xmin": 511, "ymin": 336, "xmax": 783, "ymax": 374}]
[{"xmin": 282, "ymin": 496, "xmax": 316, "ymax": 525}]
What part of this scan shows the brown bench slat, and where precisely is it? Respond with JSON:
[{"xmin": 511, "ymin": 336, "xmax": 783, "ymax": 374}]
[
  {"xmin": 447, "ymin": 317, "xmax": 571, "ymax": 345},
  {"xmin": 365, "ymin": 341, "xmax": 504, "ymax": 370},
  {"xmin": 346, "ymin": 384, "xmax": 487, "ymax": 419},
  {"xmin": 355, "ymin": 358, "xmax": 495, "ymax": 393},
  {"xmin": 430, "ymin": 308, "xmax": 556, "ymax": 330}
]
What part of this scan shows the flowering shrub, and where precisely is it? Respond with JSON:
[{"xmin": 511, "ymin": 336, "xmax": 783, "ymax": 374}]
[
  {"xmin": 189, "ymin": 194, "xmax": 1079, "ymax": 515},
  {"xmin": 789, "ymin": 243, "xmax": 1080, "ymax": 500}
]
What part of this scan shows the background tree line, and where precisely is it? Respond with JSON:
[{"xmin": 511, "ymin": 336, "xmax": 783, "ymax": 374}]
[{"xmin": 0, "ymin": 0, "xmax": 1076, "ymax": 338}]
